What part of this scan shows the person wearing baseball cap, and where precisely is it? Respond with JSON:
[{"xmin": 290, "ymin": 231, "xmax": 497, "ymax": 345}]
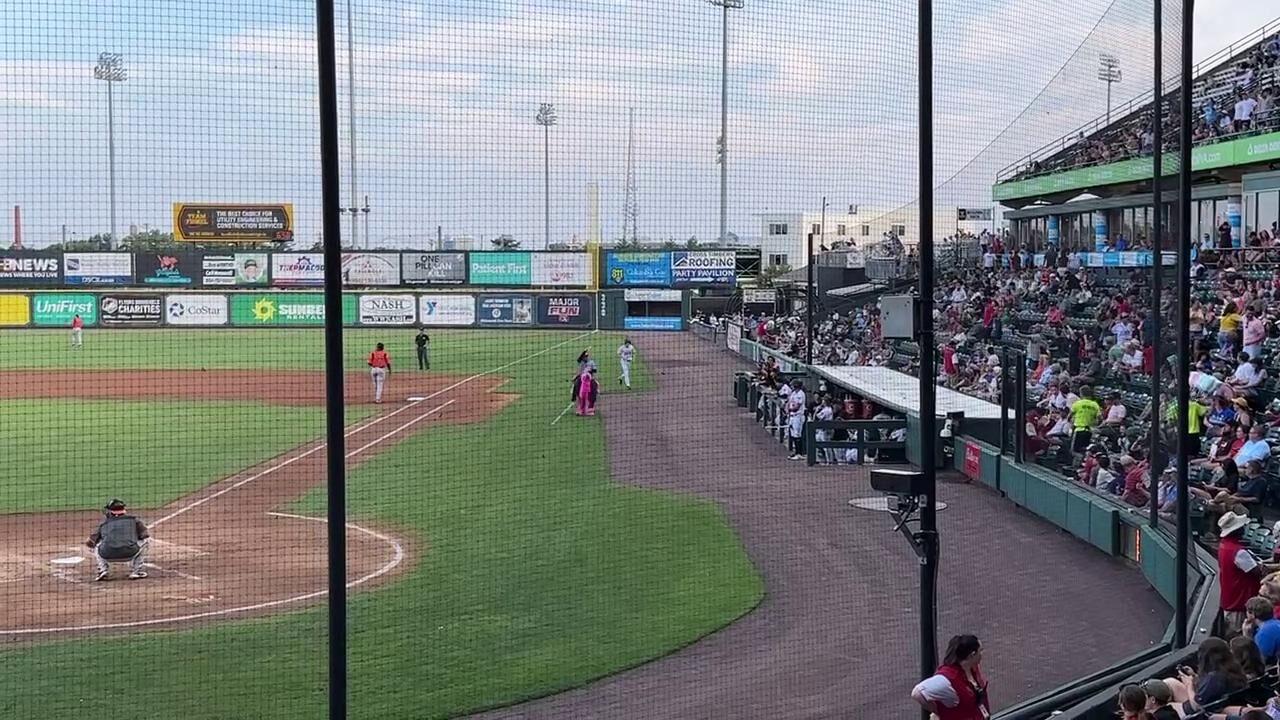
[
  {"xmin": 85, "ymin": 499, "xmax": 151, "ymax": 581},
  {"xmin": 1138, "ymin": 679, "xmax": 1178, "ymax": 720}
]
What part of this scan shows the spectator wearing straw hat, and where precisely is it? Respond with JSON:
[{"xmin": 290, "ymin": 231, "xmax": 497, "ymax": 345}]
[{"xmin": 1219, "ymin": 511, "xmax": 1280, "ymax": 634}]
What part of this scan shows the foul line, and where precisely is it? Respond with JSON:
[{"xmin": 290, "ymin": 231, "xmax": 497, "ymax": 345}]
[
  {"xmin": 551, "ymin": 402, "xmax": 575, "ymax": 426},
  {"xmin": 151, "ymin": 330, "xmax": 594, "ymax": 528},
  {"xmin": 2, "ymin": 514, "xmax": 403, "ymax": 636}
]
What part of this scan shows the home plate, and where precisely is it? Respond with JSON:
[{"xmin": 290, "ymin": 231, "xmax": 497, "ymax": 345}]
[
  {"xmin": 50, "ymin": 556, "xmax": 86, "ymax": 583},
  {"xmin": 51, "ymin": 556, "xmax": 85, "ymax": 566}
]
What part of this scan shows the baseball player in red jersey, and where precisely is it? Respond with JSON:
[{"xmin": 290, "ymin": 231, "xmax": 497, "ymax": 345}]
[{"xmin": 369, "ymin": 343, "xmax": 391, "ymax": 403}]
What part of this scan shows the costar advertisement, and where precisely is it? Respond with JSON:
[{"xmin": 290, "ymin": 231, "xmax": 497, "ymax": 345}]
[
  {"xmin": 136, "ymin": 253, "xmax": 197, "ymax": 286},
  {"xmin": 270, "ymin": 253, "xmax": 326, "ymax": 287},
  {"xmin": 605, "ymin": 252, "xmax": 671, "ymax": 287},
  {"xmin": 165, "ymin": 294, "xmax": 229, "ymax": 326},
  {"xmin": 671, "ymin": 251, "xmax": 735, "ymax": 286},
  {"xmin": 402, "ymin": 252, "xmax": 467, "ymax": 285},
  {"xmin": 341, "ymin": 253, "xmax": 400, "ymax": 286},
  {"xmin": 418, "ymin": 294, "xmax": 475, "ymax": 326},
  {"xmin": 477, "ymin": 295, "xmax": 533, "ymax": 325},
  {"xmin": 535, "ymin": 294, "xmax": 593, "ymax": 327},
  {"xmin": 100, "ymin": 295, "xmax": 163, "ymax": 326},
  {"xmin": 63, "ymin": 253, "xmax": 133, "ymax": 286},
  {"xmin": 32, "ymin": 293, "xmax": 98, "ymax": 326},
  {"xmin": 358, "ymin": 294, "xmax": 417, "ymax": 325},
  {"xmin": 0, "ymin": 252, "xmax": 61, "ymax": 286},
  {"xmin": 531, "ymin": 253, "xmax": 593, "ymax": 286},
  {"xmin": 469, "ymin": 252, "xmax": 532, "ymax": 286}
]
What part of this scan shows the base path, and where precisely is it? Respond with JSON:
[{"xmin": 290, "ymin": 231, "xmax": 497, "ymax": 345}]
[
  {"xmin": 474, "ymin": 334, "xmax": 1170, "ymax": 719},
  {"xmin": 0, "ymin": 369, "xmax": 515, "ymax": 639}
]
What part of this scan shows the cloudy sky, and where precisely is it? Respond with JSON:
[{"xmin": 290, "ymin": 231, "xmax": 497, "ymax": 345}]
[{"xmin": 0, "ymin": 0, "xmax": 1275, "ymax": 247}]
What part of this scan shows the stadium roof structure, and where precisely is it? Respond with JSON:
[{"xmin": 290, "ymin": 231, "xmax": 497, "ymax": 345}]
[{"xmin": 992, "ymin": 15, "xmax": 1280, "ymax": 207}]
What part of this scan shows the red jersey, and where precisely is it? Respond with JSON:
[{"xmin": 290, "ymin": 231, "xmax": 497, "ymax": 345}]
[
  {"xmin": 71, "ymin": 316, "xmax": 84, "ymax": 329},
  {"xmin": 368, "ymin": 350, "xmax": 390, "ymax": 368}
]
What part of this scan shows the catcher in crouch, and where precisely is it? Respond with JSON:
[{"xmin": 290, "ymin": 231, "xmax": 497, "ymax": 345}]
[{"xmin": 86, "ymin": 498, "xmax": 151, "ymax": 581}]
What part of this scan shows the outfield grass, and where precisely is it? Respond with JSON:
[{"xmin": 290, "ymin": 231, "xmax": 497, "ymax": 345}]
[
  {"xmin": 0, "ymin": 399, "xmax": 361, "ymax": 513},
  {"xmin": 0, "ymin": 329, "xmax": 764, "ymax": 720}
]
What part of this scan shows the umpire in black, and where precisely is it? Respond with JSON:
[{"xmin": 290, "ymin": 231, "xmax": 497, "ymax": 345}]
[
  {"xmin": 86, "ymin": 498, "xmax": 151, "ymax": 581},
  {"xmin": 415, "ymin": 327, "xmax": 431, "ymax": 370}
]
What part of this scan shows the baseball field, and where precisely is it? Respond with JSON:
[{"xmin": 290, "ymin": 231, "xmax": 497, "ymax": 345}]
[{"xmin": 0, "ymin": 328, "xmax": 762, "ymax": 719}]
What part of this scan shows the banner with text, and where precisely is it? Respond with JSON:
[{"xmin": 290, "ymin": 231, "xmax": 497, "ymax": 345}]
[
  {"xmin": 531, "ymin": 253, "xmax": 593, "ymax": 286},
  {"xmin": 341, "ymin": 252, "xmax": 401, "ymax": 286},
  {"xmin": 358, "ymin": 294, "xmax": 417, "ymax": 325},
  {"xmin": 32, "ymin": 293, "xmax": 98, "ymax": 326},
  {"xmin": 470, "ymin": 252, "xmax": 532, "ymax": 286},
  {"xmin": 270, "ymin": 253, "xmax": 326, "ymax": 287},
  {"xmin": 671, "ymin": 251, "xmax": 736, "ymax": 286},
  {"xmin": 0, "ymin": 252, "xmax": 61, "ymax": 287},
  {"xmin": 477, "ymin": 295, "xmax": 534, "ymax": 325},
  {"xmin": 99, "ymin": 295, "xmax": 163, "ymax": 326},
  {"xmin": 165, "ymin": 294, "xmax": 229, "ymax": 326},
  {"xmin": 64, "ymin": 253, "xmax": 132, "ymax": 286},
  {"xmin": 202, "ymin": 253, "xmax": 269, "ymax": 286},
  {"xmin": 402, "ymin": 252, "xmax": 467, "ymax": 285},
  {"xmin": 536, "ymin": 294, "xmax": 593, "ymax": 327},
  {"xmin": 623, "ymin": 315, "xmax": 683, "ymax": 331},
  {"xmin": 231, "ymin": 293, "xmax": 356, "ymax": 326},
  {"xmin": 173, "ymin": 203, "xmax": 293, "ymax": 242},
  {"xmin": 136, "ymin": 252, "xmax": 198, "ymax": 286},
  {"xmin": 418, "ymin": 294, "xmax": 475, "ymax": 326},
  {"xmin": 605, "ymin": 252, "xmax": 672, "ymax": 287}
]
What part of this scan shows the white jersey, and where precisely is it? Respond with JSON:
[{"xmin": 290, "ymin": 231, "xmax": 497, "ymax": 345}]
[{"xmin": 618, "ymin": 344, "xmax": 635, "ymax": 363}]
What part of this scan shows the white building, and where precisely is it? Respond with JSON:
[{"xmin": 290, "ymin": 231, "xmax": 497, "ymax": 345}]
[{"xmin": 750, "ymin": 206, "xmax": 965, "ymax": 268}]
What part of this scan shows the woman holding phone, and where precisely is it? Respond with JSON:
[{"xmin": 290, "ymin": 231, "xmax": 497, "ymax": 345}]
[{"xmin": 911, "ymin": 634, "xmax": 989, "ymax": 720}]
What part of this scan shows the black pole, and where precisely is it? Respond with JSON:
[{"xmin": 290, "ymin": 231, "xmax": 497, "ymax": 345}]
[
  {"xmin": 314, "ymin": 0, "xmax": 349, "ymax": 716},
  {"xmin": 1148, "ymin": 0, "xmax": 1164, "ymax": 528},
  {"xmin": 1175, "ymin": 0, "xmax": 1193, "ymax": 649},
  {"xmin": 999, "ymin": 348, "xmax": 1010, "ymax": 457},
  {"xmin": 1015, "ymin": 359, "xmax": 1027, "ymax": 464},
  {"xmin": 917, "ymin": 0, "xmax": 939, "ymax": 689},
  {"xmin": 806, "ymin": 232, "xmax": 815, "ymax": 365}
]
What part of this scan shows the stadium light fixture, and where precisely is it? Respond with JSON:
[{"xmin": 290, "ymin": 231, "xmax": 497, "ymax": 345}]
[
  {"xmin": 1097, "ymin": 53, "xmax": 1123, "ymax": 126},
  {"xmin": 707, "ymin": 0, "xmax": 744, "ymax": 243},
  {"xmin": 536, "ymin": 103, "xmax": 558, "ymax": 249},
  {"xmin": 93, "ymin": 52, "xmax": 127, "ymax": 250}
]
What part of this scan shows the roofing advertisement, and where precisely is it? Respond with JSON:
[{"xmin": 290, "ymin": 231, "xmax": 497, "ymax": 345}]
[
  {"xmin": 670, "ymin": 251, "xmax": 736, "ymax": 286},
  {"xmin": 418, "ymin": 294, "xmax": 476, "ymax": 326},
  {"xmin": 341, "ymin": 252, "xmax": 401, "ymax": 286},
  {"xmin": 270, "ymin": 253, "xmax": 325, "ymax": 287},
  {"xmin": 63, "ymin": 253, "xmax": 133, "ymax": 286}
]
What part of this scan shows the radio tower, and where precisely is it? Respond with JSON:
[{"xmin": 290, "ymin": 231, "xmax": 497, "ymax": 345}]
[{"xmin": 622, "ymin": 107, "xmax": 638, "ymax": 243}]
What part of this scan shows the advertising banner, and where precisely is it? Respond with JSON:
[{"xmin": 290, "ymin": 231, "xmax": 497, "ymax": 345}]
[
  {"xmin": 0, "ymin": 294, "xmax": 28, "ymax": 326},
  {"xmin": 470, "ymin": 252, "xmax": 532, "ymax": 286},
  {"xmin": 671, "ymin": 251, "xmax": 736, "ymax": 286},
  {"xmin": 742, "ymin": 288, "xmax": 776, "ymax": 305},
  {"xmin": 623, "ymin": 288, "xmax": 682, "ymax": 302},
  {"xmin": 726, "ymin": 321, "xmax": 742, "ymax": 352},
  {"xmin": 341, "ymin": 252, "xmax": 400, "ymax": 286},
  {"xmin": 531, "ymin": 253, "xmax": 593, "ymax": 286},
  {"xmin": 173, "ymin": 203, "xmax": 294, "ymax": 242},
  {"xmin": 63, "ymin": 253, "xmax": 132, "ymax": 286},
  {"xmin": 231, "ymin": 293, "xmax": 356, "ymax": 326},
  {"xmin": 271, "ymin": 253, "xmax": 326, "ymax": 287},
  {"xmin": 623, "ymin": 316, "xmax": 683, "ymax": 331},
  {"xmin": 963, "ymin": 442, "xmax": 981, "ymax": 479},
  {"xmin": 535, "ymin": 294, "xmax": 593, "ymax": 327},
  {"xmin": 202, "ymin": 253, "xmax": 269, "ymax": 286},
  {"xmin": 0, "ymin": 252, "xmax": 60, "ymax": 286},
  {"xmin": 99, "ymin": 295, "xmax": 163, "ymax": 326},
  {"xmin": 165, "ymin": 294, "xmax": 229, "ymax": 326},
  {"xmin": 357, "ymin": 294, "xmax": 417, "ymax": 326},
  {"xmin": 418, "ymin": 294, "xmax": 475, "ymax": 326},
  {"xmin": 402, "ymin": 252, "xmax": 466, "ymax": 285},
  {"xmin": 136, "ymin": 252, "xmax": 197, "ymax": 286},
  {"xmin": 606, "ymin": 252, "xmax": 671, "ymax": 287},
  {"xmin": 32, "ymin": 293, "xmax": 98, "ymax": 326},
  {"xmin": 478, "ymin": 295, "xmax": 534, "ymax": 325}
]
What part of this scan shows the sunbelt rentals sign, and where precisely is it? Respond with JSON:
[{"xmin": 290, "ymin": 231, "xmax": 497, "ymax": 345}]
[{"xmin": 230, "ymin": 293, "xmax": 357, "ymax": 326}]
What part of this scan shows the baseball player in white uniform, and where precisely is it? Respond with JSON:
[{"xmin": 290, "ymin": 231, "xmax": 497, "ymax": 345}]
[
  {"xmin": 785, "ymin": 379, "xmax": 807, "ymax": 460},
  {"xmin": 617, "ymin": 339, "xmax": 636, "ymax": 389}
]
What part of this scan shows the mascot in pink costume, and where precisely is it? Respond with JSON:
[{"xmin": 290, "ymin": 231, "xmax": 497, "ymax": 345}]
[{"xmin": 574, "ymin": 367, "xmax": 600, "ymax": 416}]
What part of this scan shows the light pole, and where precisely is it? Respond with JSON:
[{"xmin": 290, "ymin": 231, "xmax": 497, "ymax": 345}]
[
  {"xmin": 345, "ymin": 0, "xmax": 360, "ymax": 250},
  {"xmin": 1098, "ymin": 53, "xmax": 1122, "ymax": 126},
  {"xmin": 535, "ymin": 103, "xmax": 557, "ymax": 249},
  {"xmin": 708, "ymin": 0, "xmax": 743, "ymax": 243},
  {"xmin": 93, "ymin": 52, "xmax": 126, "ymax": 250}
]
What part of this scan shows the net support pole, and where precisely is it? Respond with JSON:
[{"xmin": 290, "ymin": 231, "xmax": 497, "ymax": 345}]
[
  {"xmin": 314, "ymin": 0, "xmax": 349, "ymax": 716},
  {"xmin": 1174, "ymin": 0, "xmax": 1194, "ymax": 649},
  {"xmin": 1148, "ymin": 0, "xmax": 1164, "ymax": 529},
  {"xmin": 916, "ymin": 0, "xmax": 939, "ymax": 692},
  {"xmin": 806, "ymin": 232, "xmax": 815, "ymax": 365}
]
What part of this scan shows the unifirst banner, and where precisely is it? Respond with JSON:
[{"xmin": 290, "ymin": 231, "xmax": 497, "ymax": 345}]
[
  {"xmin": 32, "ymin": 293, "xmax": 97, "ymax": 326},
  {"xmin": 531, "ymin": 253, "xmax": 593, "ymax": 286}
]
